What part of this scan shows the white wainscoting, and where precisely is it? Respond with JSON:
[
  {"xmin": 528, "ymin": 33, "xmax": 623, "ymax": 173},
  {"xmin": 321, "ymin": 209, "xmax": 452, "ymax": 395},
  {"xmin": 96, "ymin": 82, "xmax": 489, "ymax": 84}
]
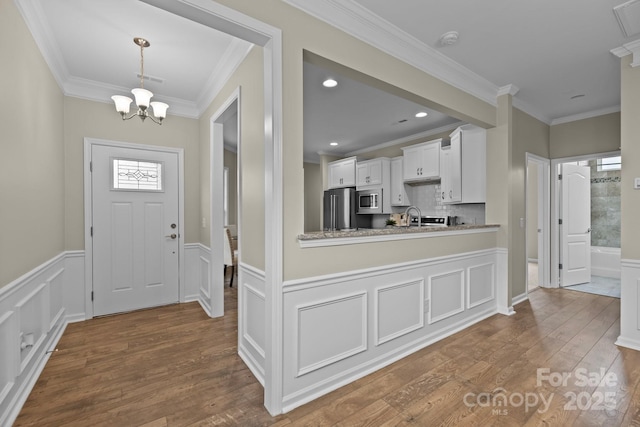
[
  {"xmin": 184, "ymin": 243, "xmax": 212, "ymax": 315},
  {"xmin": 280, "ymin": 248, "xmax": 502, "ymax": 412},
  {"xmin": 0, "ymin": 247, "xmax": 213, "ymax": 425},
  {"xmin": 238, "ymin": 263, "xmax": 266, "ymax": 386},
  {"xmin": 0, "ymin": 251, "xmax": 84, "ymax": 427},
  {"xmin": 617, "ymin": 259, "xmax": 640, "ymax": 351}
]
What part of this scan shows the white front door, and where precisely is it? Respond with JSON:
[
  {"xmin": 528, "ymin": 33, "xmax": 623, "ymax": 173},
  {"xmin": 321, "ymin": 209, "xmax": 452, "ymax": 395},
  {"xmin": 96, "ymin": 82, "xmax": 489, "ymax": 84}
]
[
  {"xmin": 91, "ymin": 144, "xmax": 180, "ymax": 316},
  {"xmin": 561, "ymin": 163, "xmax": 591, "ymax": 287}
]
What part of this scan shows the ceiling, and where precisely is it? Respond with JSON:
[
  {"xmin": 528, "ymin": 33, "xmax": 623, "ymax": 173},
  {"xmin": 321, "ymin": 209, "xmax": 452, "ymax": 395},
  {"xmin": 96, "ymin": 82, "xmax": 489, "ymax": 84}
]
[{"xmin": 16, "ymin": 0, "xmax": 640, "ymax": 163}]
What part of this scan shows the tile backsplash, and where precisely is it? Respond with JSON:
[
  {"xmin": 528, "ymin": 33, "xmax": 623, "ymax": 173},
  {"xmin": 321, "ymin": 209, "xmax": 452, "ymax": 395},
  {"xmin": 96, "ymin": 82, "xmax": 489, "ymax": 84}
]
[{"xmin": 391, "ymin": 182, "xmax": 486, "ymax": 225}]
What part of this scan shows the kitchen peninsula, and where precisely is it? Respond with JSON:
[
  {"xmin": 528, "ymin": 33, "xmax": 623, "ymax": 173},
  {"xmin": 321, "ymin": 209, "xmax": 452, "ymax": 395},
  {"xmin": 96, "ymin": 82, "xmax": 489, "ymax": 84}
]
[
  {"xmin": 283, "ymin": 222, "xmax": 504, "ymax": 412},
  {"xmin": 298, "ymin": 223, "xmax": 499, "ymax": 246}
]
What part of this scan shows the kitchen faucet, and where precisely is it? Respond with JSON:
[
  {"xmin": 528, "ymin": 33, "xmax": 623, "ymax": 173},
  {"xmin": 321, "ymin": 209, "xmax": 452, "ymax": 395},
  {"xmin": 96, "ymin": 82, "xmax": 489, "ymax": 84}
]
[{"xmin": 404, "ymin": 206, "xmax": 421, "ymax": 227}]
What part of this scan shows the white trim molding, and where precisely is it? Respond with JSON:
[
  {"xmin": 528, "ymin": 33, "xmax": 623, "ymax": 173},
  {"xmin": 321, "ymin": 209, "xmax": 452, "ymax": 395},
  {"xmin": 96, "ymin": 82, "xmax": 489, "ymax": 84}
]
[
  {"xmin": 238, "ymin": 263, "xmax": 267, "ymax": 386},
  {"xmin": 616, "ymin": 259, "xmax": 640, "ymax": 351},
  {"xmin": 611, "ymin": 39, "xmax": 640, "ymax": 68},
  {"xmin": 282, "ymin": 0, "xmax": 499, "ymax": 108}
]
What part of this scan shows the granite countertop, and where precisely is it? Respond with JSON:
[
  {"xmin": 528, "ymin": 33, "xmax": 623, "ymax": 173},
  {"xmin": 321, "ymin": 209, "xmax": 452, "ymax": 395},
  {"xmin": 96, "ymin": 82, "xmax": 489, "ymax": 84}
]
[{"xmin": 298, "ymin": 224, "xmax": 500, "ymax": 241}]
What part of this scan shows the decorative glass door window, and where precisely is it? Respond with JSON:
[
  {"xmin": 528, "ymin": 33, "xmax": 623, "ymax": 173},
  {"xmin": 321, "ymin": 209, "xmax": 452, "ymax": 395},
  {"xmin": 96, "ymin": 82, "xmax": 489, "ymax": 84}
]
[{"xmin": 112, "ymin": 158, "xmax": 163, "ymax": 191}]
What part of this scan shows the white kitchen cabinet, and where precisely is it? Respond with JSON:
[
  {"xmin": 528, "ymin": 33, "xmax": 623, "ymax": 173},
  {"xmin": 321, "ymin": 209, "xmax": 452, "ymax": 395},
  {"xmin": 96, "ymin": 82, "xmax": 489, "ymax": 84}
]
[
  {"xmin": 328, "ymin": 156, "xmax": 357, "ymax": 189},
  {"xmin": 401, "ymin": 139, "xmax": 441, "ymax": 183},
  {"xmin": 356, "ymin": 158, "xmax": 386, "ymax": 188},
  {"xmin": 391, "ymin": 156, "xmax": 410, "ymax": 206},
  {"xmin": 440, "ymin": 125, "xmax": 486, "ymax": 204}
]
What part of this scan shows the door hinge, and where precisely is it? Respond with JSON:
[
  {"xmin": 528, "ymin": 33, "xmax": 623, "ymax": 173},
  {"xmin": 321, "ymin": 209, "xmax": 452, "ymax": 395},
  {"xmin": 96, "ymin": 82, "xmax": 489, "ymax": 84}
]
[
  {"xmin": 90, "ymin": 161, "xmax": 92, "ymax": 172},
  {"xmin": 559, "ymin": 263, "xmax": 563, "ymax": 270},
  {"xmin": 90, "ymin": 226, "xmax": 93, "ymax": 237},
  {"xmin": 559, "ymin": 219, "xmax": 563, "ymax": 225},
  {"xmin": 91, "ymin": 291, "xmax": 94, "ymax": 301},
  {"xmin": 558, "ymin": 174, "xmax": 562, "ymax": 180}
]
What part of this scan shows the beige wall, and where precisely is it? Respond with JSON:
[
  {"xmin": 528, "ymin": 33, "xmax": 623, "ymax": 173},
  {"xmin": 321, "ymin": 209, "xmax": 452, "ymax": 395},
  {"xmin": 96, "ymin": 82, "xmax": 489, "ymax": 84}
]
[
  {"xmin": 550, "ymin": 112, "xmax": 620, "ymax": 159},
  {"xmin": 63, "ymin": 98, "xmax": 201, "ymax": 249},
  {"xmin": 620, "ymin": 56, "xmax": 640, "ymax": 259},
  {"xmin": 303, "ymin": 162, "xmax": 322, "ymax": 232},
  {"xmin": 0, "ymin": 0, "xmax": 65, "ymax": 288},
  {"xmin": 199, "ymin": 47, "xmax": 264, "ymax": 269},
  {"xmin": 208, "ymin": 0, "xmax": 497, "ymax": 280}
]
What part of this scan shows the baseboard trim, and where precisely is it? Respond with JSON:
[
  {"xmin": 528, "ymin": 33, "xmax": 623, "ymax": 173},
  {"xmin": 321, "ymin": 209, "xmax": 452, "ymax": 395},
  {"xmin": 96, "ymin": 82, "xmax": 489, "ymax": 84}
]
[{"xmin": 615, "ymin": 336, "xmax": 640, "ymax": 352}]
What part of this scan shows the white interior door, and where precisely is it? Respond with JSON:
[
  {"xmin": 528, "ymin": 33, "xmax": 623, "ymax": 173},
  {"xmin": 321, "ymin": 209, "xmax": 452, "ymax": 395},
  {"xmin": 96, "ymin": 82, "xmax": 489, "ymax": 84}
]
[
  {"xmin": 91, "ymin": 144, "xmax": 180, "ymax": 316},
  {"xmin": 561, "ymin": 163, "xmax": 591, "ymax": 286}
]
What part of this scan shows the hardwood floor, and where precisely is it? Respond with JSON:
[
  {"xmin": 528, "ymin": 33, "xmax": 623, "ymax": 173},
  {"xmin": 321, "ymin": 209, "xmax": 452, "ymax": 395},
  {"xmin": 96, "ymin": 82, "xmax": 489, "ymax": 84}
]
[{"xmin": 14, "ymin": 282, "xmax": 640, "ymax": 426}]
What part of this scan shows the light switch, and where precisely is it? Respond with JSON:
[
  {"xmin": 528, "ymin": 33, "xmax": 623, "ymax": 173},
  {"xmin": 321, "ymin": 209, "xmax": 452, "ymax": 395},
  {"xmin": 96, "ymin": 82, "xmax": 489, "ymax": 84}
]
[{"xmin": 635, "ymin": 178, "xmax": 640, "ymax": 189}]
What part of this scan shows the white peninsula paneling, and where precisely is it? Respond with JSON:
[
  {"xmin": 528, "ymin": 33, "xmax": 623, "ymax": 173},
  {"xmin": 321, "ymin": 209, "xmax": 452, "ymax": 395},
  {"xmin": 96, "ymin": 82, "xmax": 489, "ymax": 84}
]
[
  {"xmin": 375, "ymin": 279, "xmax": 424, "ymax": 345},
  {"xmin": 295, "ymin": 292, "xmax": 367, "ymax": 377},
  {"xmin": 428, "ymin": 270, "xmax": 465, "ymax": 324}
]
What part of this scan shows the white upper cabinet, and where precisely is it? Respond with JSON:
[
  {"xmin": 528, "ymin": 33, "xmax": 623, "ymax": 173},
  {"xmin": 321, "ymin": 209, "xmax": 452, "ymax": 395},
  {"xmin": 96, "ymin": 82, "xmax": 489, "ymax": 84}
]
[
  {"xmin": 328, "ymin": 156, "xmax": 357, "ymax": 189},
  {"xmin": 440, "ymin": 125, "xmax": 486, "ymax": 204},
  {"xmin": 401, "ymin": 139, "xmax": 441, "ymax": 183},
  {"xmin": 356, "ymin": 158, "xmax": 386, "ymax": 188},
  {"xmin": 391, "ymin": 156, "xmax": 410, "ymax": 206}
]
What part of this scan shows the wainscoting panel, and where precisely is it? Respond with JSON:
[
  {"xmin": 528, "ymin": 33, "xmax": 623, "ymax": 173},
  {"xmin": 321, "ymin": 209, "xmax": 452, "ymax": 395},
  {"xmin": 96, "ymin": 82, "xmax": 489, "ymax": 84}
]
[
  {"xmin": 16, "ymin": 283, "xmax": 49, "ymax": 373},
  {"xmin": 375, "ymin": 279, "xmax": 424, "ymax": 345},
  {"xmin": 0, "ymin": 253, "xmax": 74, "ymax": 427},
  {"xmin": 295, "ymin": 292, "xmax": 367, "ymax": 377},
  {"xmin": 47, "ymin": 268, "xmax": 64, "ymax": 329},
  {"xmin": 183, "ymin": 244, "xmax": 203, "ymax": 302},
  {"xmin": 238, "ymin": 264, "xmax": 266, "ymax": 385},
  {"xmin": 0, "ymin": 311, "xmax": 17, "ymax": 406},
  {"xmin": 428, "ymin": 269, "xmax": 465, "ymax": 324},
  {"xmin": 467, "ymin": 263, "xmax": 495, "ymax": 309},
  {"xmin": 617, "ymin": 260, "xmax": 640, "ymax": 351},
  {"xmin": 281, "ymin": 248, "xmax": 501, "ymax": 412}
]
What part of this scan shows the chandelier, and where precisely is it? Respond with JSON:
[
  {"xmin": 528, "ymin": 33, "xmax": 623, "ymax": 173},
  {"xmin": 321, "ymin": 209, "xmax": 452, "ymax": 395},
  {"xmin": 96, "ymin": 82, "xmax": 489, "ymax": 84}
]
[{"xmin": 111, "ymin": 37, "xmax": 168, "ymax": 125}]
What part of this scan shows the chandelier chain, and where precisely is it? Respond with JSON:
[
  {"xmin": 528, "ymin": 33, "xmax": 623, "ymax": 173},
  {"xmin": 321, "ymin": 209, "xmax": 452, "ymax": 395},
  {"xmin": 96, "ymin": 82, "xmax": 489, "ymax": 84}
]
[{"xmin": 140, "ymin": 42, "xmax": 145, "ymax": 89}]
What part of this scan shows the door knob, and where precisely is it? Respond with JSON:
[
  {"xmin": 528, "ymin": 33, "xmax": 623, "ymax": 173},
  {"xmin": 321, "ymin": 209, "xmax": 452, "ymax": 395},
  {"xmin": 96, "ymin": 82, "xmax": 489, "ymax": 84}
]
[
  {"xmin": 586, "ymin": 228, "xmax": 591, "ymax": 233},
  {"xmin": 166, "ymin": 233, "xmax": 177, "ymax": 239}
]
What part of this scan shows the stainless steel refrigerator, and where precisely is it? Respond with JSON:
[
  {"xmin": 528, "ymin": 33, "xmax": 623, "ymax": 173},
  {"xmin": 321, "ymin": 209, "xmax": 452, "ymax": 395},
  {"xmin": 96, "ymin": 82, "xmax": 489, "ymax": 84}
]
[{"xmin": 323, "ymin": 188, "xmax": 370, "ymax": 231}]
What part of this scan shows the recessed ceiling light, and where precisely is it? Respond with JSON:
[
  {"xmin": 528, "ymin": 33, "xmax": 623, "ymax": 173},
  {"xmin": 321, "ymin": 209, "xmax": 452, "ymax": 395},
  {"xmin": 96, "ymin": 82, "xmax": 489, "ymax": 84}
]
[
  {"xmin": 415, "ymin": 112, "xmax": 428, "ymax": 118},
  {"xmin": 330, "ymin": 142, "xmax": 338, "ymax": 146},
  {"xmin": 323, "ymin": 78, "xmax": 338, "ymax": 88}
]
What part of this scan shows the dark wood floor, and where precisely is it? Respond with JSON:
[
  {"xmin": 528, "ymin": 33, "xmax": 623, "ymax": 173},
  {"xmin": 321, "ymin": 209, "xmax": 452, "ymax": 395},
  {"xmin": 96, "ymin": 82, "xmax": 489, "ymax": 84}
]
[{"xmin": 14, "ymin": 280, "xmax": 640, "ymax": 426}]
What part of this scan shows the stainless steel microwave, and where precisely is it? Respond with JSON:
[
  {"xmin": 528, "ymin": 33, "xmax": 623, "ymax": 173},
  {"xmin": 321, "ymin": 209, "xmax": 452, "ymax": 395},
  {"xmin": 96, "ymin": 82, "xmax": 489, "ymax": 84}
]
[{"xmin": 357, "ymin": 188, "xmax": 383, "ymax": 214}]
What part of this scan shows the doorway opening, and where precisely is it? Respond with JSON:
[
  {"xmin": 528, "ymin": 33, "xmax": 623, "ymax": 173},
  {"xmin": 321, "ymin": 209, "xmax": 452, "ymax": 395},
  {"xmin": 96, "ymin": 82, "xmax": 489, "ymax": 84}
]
[
  {"xmin": 551, "ymin": 152, "xmax": 621, "ymax": 298},
  {"xmin": 526, "ymin": 153, "xmax": 551, "ymax": 294},
  {"xmin": 209, "ymin": 91, "xmax": 240, "ymax": 317}
]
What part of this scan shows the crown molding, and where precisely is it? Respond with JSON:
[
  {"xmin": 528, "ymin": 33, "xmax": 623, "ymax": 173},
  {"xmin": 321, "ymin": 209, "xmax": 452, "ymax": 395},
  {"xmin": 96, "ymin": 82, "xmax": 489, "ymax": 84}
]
[
  {"xmin": 611, "ymin": 39, "xmax": 640, "ymax": 67},
  {"xmin": 15, "ymin": 0, "xmax": 248, "ymax": 120},
  {"xmin": 345, "ymin": 122, "xmax": 464, "ymax": 157},
  {"xmin": 196, "ymin": 39, "xmax": 254, "ymax": 115},
  {"xmin": 14, "ymin": 0, "xmax": 70, "ymax": 88},
  {"xmin": 283, "ymin": 0, "xmax": 500, "ymax": 107},
  {"xmin": 497, "ymin": 84, "xmax": 520, "ymax": 97},
  {"xmin": 550, "ymin": 105, "xmax": 621, "ymax": 126}
]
